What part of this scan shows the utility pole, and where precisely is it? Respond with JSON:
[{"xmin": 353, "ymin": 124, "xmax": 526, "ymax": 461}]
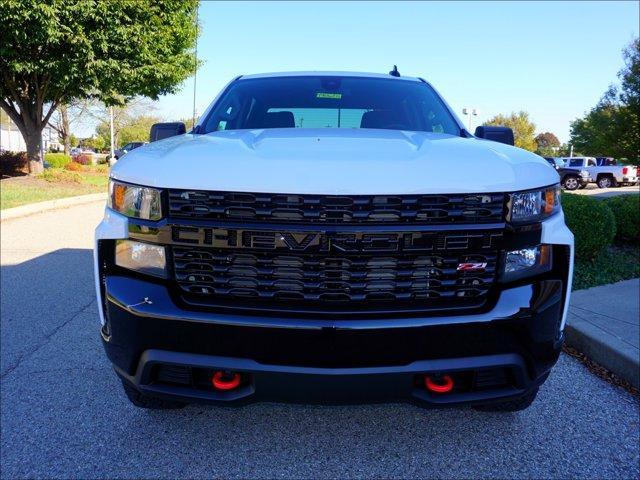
[
  {"xmin": 569, "ymin": 144, "xmax": 574, "ymax": 157},
  {"xmin": 109, "ymin": 106, "xmax": 115, "ymax": 160}
]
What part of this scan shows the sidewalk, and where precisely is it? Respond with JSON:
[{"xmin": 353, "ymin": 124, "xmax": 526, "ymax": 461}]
[{"xmin": 565, "ymin": 279, "xmax": 640, "ymax": 389}]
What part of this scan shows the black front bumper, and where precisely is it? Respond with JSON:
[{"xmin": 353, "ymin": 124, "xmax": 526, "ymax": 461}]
[{"xmin": 102, "ymin": 274, "xmax": 565, "ymax": 407}]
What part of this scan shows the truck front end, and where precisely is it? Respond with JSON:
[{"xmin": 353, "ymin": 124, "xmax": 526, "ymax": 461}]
[{"xmin": 94, "ymin": 72, "xmax": 574, "ymax": 411}]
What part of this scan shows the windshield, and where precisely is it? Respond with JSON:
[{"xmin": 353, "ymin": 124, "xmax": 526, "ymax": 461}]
[{"xmin": 201, "ymin": 76, "xmax": 461, "ymax": 135}]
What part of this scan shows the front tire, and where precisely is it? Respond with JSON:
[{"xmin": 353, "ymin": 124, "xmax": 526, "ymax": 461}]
[
  {"xmin": 121, "ymin": 380, "xmax": 186, "ymax": 409},
  {"xmin": 473, "ymin": 387, "xmax": 539, "ymax": 412},
  {"xmin": 562, "ymin": 176, "xmax": 580, "ymax": 191}
]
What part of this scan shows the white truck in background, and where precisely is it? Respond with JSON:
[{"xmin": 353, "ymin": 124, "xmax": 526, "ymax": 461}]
[{"xmin": 562, "ymin": 157, "xmax": 638, "ymax": 188}]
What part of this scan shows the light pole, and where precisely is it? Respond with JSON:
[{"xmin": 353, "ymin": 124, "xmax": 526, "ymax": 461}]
[{"xmin": 462, "ymin": 107, "xmax": 478, "ymax": 131}]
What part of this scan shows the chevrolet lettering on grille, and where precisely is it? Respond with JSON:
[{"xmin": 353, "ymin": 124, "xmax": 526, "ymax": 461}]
[{"xmin": 170, "ymin": 226, "xmax": 503, "ymax": 253}]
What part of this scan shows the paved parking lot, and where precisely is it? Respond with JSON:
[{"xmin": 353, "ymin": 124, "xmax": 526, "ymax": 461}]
[
  {"xmin": 569, "ymin": 184, "xmax": 639, "ymax": 198},
  {"xmin": 1, "ymin": 202, "xmax": 639, "ymax": 479}
]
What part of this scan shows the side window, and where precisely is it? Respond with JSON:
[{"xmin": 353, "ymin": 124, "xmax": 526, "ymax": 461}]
[
  {"xmin": 588, "ymin": 159, "xmax": 596, "ymax": 167},
  {"xmin": 569, "ymin": 159, "xmax": 582, "ymax": 167}
]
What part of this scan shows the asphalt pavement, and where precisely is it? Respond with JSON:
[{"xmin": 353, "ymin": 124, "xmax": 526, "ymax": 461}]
[
  {"xmin": 1, "ymin": 202, "xmax": 639, "ymax": 479},
  {"xmin": 569, "ymin": 184, "xmax": 639, "ymax": 198}
]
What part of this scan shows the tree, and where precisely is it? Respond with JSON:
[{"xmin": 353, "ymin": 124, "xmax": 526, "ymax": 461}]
[
  {"xmin": 68, "ymin": 133, "xmax": 79, "ymax": 149},
  {"xmin": 484, "ymin": 111, "xmax": 537, "ymax": 151},
  {"xmin": 179, "ymin": 117, "xmax": 196, "ymax": 132},
  {"xmin": 96, "ymin": 114, "xmax": 163, "ymax": 147},
  {"xmin": 48, "ymin": 100, "xmax": 92, "ymax": 155},
  {"xmin": 83, "ymin": 135, "xmax": 106, "ymax": 152},
  {"xmin": 570, "ymin": 38, "xmax": 639, "ymax": 161},
  {"xmin": 534, "ymin": 132, "xmax": 561, "ymax": 156},
  {"xmin": 0, "ymin": 0, "xmax": 199, "ymax": 173},
  {"xmin": 92, "ymin": 98, "xmax": 158, "ymax": 148}
]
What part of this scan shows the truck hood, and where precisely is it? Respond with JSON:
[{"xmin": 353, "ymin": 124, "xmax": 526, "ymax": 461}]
[{"xmin": 110, "ymin": 129, "xmax": 559, "ymax": 194}]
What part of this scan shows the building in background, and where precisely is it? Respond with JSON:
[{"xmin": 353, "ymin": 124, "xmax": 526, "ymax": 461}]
[
  {"xmin": 0, "ymin": 116, "xmax": 27, "ymax": 152},
  {"xmin": 0, "ymin": 116, "xmax": 62, "ymax": 152}
]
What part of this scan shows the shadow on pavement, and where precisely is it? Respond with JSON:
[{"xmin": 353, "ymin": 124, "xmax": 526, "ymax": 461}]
[{"xmin": 0, "ymin": 248, "xmax": 96, "ymax": 377}]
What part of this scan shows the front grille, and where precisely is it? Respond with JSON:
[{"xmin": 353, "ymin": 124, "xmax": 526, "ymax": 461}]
[
  {"xmin": 171, "ymin": 229, "xmax": 502, "ymax": 314},
  {"xmin": 168, "ymin": 190, "xmax": 506, "ymax": 225}
]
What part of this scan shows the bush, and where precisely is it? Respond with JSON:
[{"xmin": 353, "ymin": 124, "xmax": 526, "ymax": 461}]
[
  {"xmin": 44, "ymin": 152, "xmax": 72, "ymax": 168},
  {"xmin": 0, "ymin": 151, "xmax": 28, "ymax": 176},
  {"xmin": 74, "ymin": 153, "xmax": 93, "ymax": 165},
  {"xmin": 64, "ymin": 161, "xmax": 83, "ymax": 171},
  {"xmin": 604, "ymin": 195, "xmax": 640, "ymax": 242},
  {"xmin": 95, "ymin": 164, "xmax": 109, "ymax": 174},
  {"xmin": 561, "ymin": 193, "xmax": 616, "ymax": 260},
  {"xmin": 38, "ymin": 168, "xmax": 82, "ymax": 183}
]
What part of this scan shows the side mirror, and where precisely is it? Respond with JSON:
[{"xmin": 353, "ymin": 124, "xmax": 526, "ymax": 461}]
[
  {"xmin": 149, "ymin": 122, "xmax": 186, "ymax": 142},
  {"xmin": 474, "ymin": 126, "xmax": 514, "ymax": 146}
]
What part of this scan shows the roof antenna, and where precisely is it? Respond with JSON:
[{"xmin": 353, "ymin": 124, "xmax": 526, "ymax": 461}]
[{"xmin": 389, "ymin": 65, "xmax": 400, "ymax": 77}]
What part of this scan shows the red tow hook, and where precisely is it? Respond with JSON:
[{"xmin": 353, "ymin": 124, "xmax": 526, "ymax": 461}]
[
  {"xmin": 424, "ymin": 374, "xmax": 454, "ymax": 394},
  {"xmin": 211, "ymin": 371, "xmax": 242, "ymax": 391}
]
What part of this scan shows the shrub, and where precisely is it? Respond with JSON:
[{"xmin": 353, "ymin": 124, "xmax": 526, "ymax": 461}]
[
  {"xmin": 95, "ymin": 164, "xmax": 109, "ymax": 174},
  {"xmin": 604, "ymin": 195, "xmax": 640, "ymax": 242},
  {"xmin": 561, "ymin": 193, "xmax": 616, "ymax": 260},
  {"xmin": 38, "ymin": 168, "xmax": 82, "ymax": 183},
  {"xmin": 74, "ymin": 153, "xmax": 93, "ymax": 165},
  {"xmin": 44, "ymin": 152, "xmax": 72, "ymax": 168},
  {"xmin": 0, "ymin": 151, "xmax": 28, "ymax": 176},
  {"xmin": 64, "ymin": 161, "xmax": 83, "ymax": 172}
]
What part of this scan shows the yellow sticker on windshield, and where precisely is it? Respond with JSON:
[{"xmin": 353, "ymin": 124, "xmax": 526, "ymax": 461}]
[{"xmin": 316, "ymin": 92, "xmax": 342, "ymax": 99}]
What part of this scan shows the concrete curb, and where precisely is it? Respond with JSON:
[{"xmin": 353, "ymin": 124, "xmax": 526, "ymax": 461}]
[
  {"xmin": 565, "ymin": 279, "xmax": 640, "ymax": 389},
  {"xmin": 565, "ymin": 322, "xmax": 640, "ymax": 389},
  {"xmin": 1, "ymin": 193, "xmax": 107, "ymax": 222}
]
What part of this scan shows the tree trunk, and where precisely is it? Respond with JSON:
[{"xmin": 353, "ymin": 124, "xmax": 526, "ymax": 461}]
[
  {"xmin": 24, "ymin": 131, "xmax": 44, "ymax": 174},
  {"xmin": 60, "ymin": 104, "xmax": 71, "ymax": 155}
]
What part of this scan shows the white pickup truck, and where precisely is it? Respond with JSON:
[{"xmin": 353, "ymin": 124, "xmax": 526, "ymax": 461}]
[
  {"xmin": 562, "ymin": 157, "xmax": 638, "ymax": 188},
  {"xmin": 95, "ymin": 70, "xmax": 574, "ymax": 412}
]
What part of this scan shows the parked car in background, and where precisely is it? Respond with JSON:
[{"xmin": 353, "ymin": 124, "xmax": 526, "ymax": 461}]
[
  {"xmin": 562, "ymin": 156, "xmax": 638, "ymax": 188},
  {"xmin": 108, "ymin": 142, "xmax": 147, "ymax": 164},
  {"xmin": 544, "ymin": 157, "xmax": 589, "ymax": 190}
]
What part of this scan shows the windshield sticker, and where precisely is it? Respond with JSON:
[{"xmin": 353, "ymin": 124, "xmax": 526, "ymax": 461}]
[{"xmin": 316, "ymin": 92, "xmax": 342, "ymax": 99}]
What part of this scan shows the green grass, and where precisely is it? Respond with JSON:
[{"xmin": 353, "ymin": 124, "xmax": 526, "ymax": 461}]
[
  {"xmin": 1, "ymin": 167, "xmax": 108, "ymax": 210},
  {"xmin": 80, "ymin": 173, "xmax": 109, "ymax": 187},
  {"xmin": 573, "ymin": 243, "xmax": 640, "ymax": 290}
]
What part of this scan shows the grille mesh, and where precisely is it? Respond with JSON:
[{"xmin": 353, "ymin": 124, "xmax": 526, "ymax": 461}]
[
  {"xmin": 168, "ymin": 190, "xmax": 506, "ymax": 224},
  {"xmin": 172, "ymin": 244, "xmax": 499, "ymax": 313}
]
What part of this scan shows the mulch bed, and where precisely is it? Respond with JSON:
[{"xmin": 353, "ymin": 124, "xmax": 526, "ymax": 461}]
[{"xmin": 563, "ymin": 345, "xmax": 639, "ymax": 397}]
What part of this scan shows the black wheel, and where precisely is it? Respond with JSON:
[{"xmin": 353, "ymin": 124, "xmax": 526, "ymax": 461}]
[
  {"xmin": 473, "ymin": 387, "xmax": 539, "ymax": 412},
  {"xmin": 597, "ymin": 176, "xmax": 616, "ymax": 188},
  {"xmin": 121, "ymin": 380, "xmax": 186, "ymax": 409},
  {"xmin": 562, "ymin": 176, "xmax": 580, "ymax": 191}
]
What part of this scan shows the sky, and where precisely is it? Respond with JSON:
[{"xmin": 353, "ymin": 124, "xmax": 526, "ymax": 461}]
[{"xmin": 82, "ymin": 1, "xmax": 639, "ymax": 143}]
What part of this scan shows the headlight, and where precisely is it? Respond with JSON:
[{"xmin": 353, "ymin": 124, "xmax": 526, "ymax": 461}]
[
  {"xmin": 108, "ymin": 180, "xmax": 162, "ymax": 220},
  {"xmin": 508, "ymin": 185, "xmax": 560, "ymax": 223},
  {"xmin": 115, "ymin": 240, "xmax": 167, "ymax": 278},
  {"xmin": 501, "ymin": 245, "xmax": 552, "ymax": 282}
]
